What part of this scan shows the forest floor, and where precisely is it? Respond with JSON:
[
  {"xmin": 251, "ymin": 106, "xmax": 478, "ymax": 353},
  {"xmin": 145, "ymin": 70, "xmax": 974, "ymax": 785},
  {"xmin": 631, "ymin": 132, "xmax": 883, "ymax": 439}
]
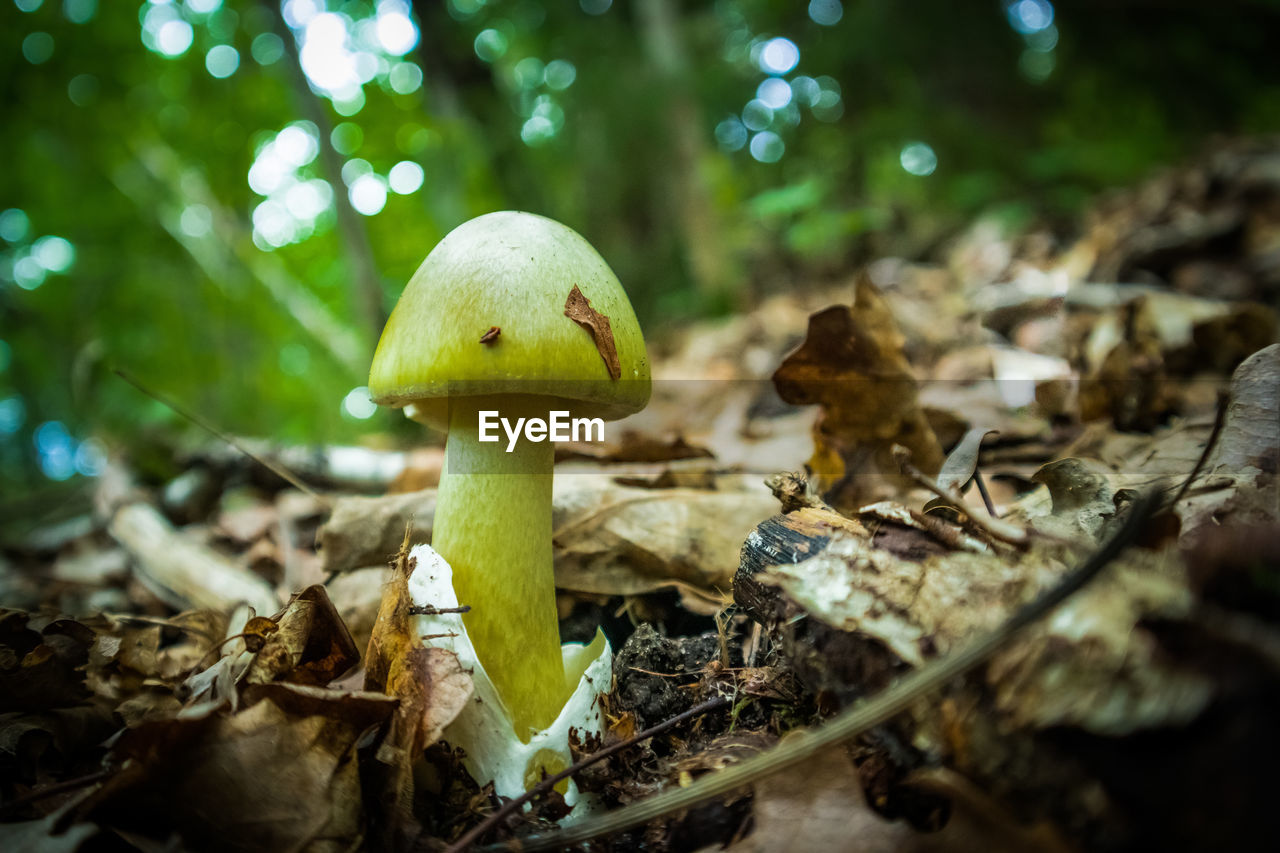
[{"xmin": 2, "ymin": 136, "xmax": 1279, "ymax": 852}]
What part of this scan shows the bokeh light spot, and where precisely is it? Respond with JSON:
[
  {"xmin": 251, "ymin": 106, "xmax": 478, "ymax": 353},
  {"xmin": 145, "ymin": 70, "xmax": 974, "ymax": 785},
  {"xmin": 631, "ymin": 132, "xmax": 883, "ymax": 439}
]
[
  {"xmin": 1019, "ymin": 48, "xmax": 1056, "ymax": 82},
  {"xmin": 521, "ymin": 115, "xmax": 556, "ymax": 147},
  {"xmin": 1006, "ymin": 0, "xmax": 1054, "ymax": 35},
  {"xmin": 333, "ymin": 89, "xmax": 366, "ymax": 117},
  {"xmin": 900, "ymin": 141, "xmax": 938, "ymax": 176},
  {"xmin": 388, "ymin": 160, "xmax": 425, "ymax": 194},
  {"xmin": 742, "ymin": 99, "xmax": 773, "ymax": 132},
  {"xmin": 749, "ymin": 131, "xmax": 785, "ymax": 163},
  {"xmin": 1025, "ymin": 23, "xmax": 1058, "ymax": 52},
  {"xmin": 376, "ymin": 9, "xmax": 418, "ymax": 55},
  {"xmin": 251, "ymin": 32, "xmax": 285, "ymax": 65},
  {"xmin": 156, "ymin": 19, "xmax": 194, "ymax": 57},
  {"xmin": 331, "ymin": 122, "xmax": 364, "ymax": 155},
  {"xmin": 389, "ymin": 61, "xmax": 423, "ymax": 94},
  {"xmin": 74, "ymin": 438, "xmax": 107, "ymax": 477},
  {"xmin": 187, "ymin": 0, "xmax": 223, "ymax": 14},
  {"xmin": 474, "ymin": 28, "xmax": 508, "ymax": 63},
  {"xmin": 0, "ymin": 396, "xmax": 26, "ymax": 436},
  {"xmin": 35, "ymin": 421, "xmax": 76, "ymax": 481},
  {"xmin": 514, "ymin": 57, "xmax": 544, "ymax": 89},
  {"xmin": 342, "ymin": 386, "xmax": 378, "ymax": 419},
  {"xmin": 285, "ymin": 179, "xmax": 332, "ymax": 220},
  {"xmin": 349, "ymin": 173, "xmax": 388, "ymax": 216},
  {"xmin": 22, "ymin": 32, "xmax": 54, "ymax": 64},
  {"xmin": 580, "ymin": 0, "xmax": 611, "ymax": 14},
  {"xmin": 64, "ymin": 0, "xmax": 97, "ymax": 24},
  {"xmin": 67, "ymin": 73, "xmax": 99, "ymax": 106},
  {"xmin": 808, "ymin": 0, "xmax": 843, "ymax": 26},
  {"xmin": 283, "ymin": 0, "xmax": 321, "ymax": 29},
  {"xmin": 715, "ymin": 118, "xmax": 748, "ymax": 152},
  {"xmin": 757, "ymin": 77, "xmax": 792, "ymax": 109},
  {"xmin": 13, "ymin": 256, "xmax": 46, "ymax": 290},
  {"xmin": 0, "ymin": 209, "xmax": 31, "ymax": 244},
  {"xmin": 759, "ymin": 37, "xmax": 799, "ymax": 75},
  {"xmin": 544, "ymin": 59, "xmax": 577, "ymax": 90},
  {"xmin": 180, "ymin": 204, "xmax": 213, "ymax": 237},
  {"xmin": 341, "ymin": 158, "xmax": 373, "ymax": 185},
  {"xmin": 32, "ymin": 236, "xmax": 75, "ymax": 272},
  {"xmin": 205, "ymin": 44, "xmax": 240, "ymax": 78}
]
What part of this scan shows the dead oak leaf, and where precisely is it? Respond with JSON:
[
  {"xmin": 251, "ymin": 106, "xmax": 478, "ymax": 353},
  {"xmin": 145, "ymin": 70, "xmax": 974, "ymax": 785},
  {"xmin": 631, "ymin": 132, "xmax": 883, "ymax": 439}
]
[{"xmin": 564, "ymin": 284, "xmax": 621, "ymax": 380}]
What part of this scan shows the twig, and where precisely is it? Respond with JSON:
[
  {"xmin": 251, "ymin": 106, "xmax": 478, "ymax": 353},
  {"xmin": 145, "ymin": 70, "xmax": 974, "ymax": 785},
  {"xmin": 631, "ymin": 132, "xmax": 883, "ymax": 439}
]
[
  {"xmin": 973, "ymin": 469, "xmax": 998, "ymax": 517},
  {"xmin": 442, "ymin": 695, "xmax": 731, "ymax": 853},
  {"xmin": 496, "ymin": 488, "xmax": 1161, "ymax": 852},
  {"xmin": 0, "ymin": 769, "xmax": 113, "ymax": 817},
  {"xmin": 113, "ymin": 369, "xmax": 328, "ymax": 505},
  {"xmin": 408, "ymin": 604, "xmax": 471, "ymax": 616},
  {"xmin": 1170, "ymin": 389, "xmax": 1229, "ymax": 507},
  {"xmin": 892, "ymin": 444, "xmax": 1028, "ymax": 545}
]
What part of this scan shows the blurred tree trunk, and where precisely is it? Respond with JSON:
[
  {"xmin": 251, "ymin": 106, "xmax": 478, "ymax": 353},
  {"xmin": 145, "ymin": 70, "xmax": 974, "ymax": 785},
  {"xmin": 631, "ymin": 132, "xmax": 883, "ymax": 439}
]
[
  {"xmin": 635, "ymin": 0, "xmax": 734, "ymax": 307},
  {"xmin": 270, "ymin": 5, "xmax": 385, "ymax": 345}
]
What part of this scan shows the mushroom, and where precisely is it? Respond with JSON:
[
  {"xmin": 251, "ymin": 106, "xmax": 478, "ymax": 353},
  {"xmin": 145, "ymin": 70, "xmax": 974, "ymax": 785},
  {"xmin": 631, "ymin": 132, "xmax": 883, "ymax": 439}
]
[{"xmin": 368, "ymin": 211, "xmax": 650, "ymax": 795}]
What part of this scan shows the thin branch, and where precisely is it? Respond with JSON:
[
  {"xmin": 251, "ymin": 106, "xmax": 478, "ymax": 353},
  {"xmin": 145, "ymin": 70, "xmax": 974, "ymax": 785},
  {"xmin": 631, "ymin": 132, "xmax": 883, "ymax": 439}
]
[
  {"xmin": 442, "ymin": 696, "xmax": 731, "ymax": 853},
  {"xmin": 269, "ymin": 5, "xmax": 385, "ymax": 339},
  {"xmin": 0, "ymin": 769, "xmax": 112, "ymax": 817},
  {"xmin": 114, "ymin": 369, "xmax": 327, "ymax": 504},
  {"xmin": 1170, "ymin": 389, "xmax": 1230, "ymax": 507},
  {"xmin": 973, "ymin": 469, "xmax": 998, "ymax": 517},
  {"xmin": 893, "ymin": 444, "xmax": 1029, "ymax": 545}
]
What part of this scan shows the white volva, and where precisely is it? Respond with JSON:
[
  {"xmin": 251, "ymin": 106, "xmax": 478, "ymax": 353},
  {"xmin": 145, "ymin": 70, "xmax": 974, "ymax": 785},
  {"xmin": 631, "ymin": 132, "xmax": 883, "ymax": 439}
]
[{"xmin": 407, "ymin": 543, "xmax": 611, "ymax": 811}]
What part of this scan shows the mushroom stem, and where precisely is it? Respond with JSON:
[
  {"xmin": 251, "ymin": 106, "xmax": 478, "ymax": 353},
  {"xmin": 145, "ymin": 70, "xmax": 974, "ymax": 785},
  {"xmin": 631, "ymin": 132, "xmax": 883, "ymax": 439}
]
[{"xmin": 430, "ymin": 396, "xmax": 566, "ymax": 739}]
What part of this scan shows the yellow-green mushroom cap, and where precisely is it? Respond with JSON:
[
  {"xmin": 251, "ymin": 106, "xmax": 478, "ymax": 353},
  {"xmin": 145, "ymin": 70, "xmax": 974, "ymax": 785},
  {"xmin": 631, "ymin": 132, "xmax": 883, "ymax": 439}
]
[{"xmin": 369, "ymin": 211, "xmax": 650, "ymax": 424}]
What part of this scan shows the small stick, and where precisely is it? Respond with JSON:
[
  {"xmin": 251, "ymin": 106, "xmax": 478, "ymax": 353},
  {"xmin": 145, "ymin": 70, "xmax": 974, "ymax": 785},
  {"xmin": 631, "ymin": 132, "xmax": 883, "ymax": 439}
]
[
  {"xmin": 113, "ymin": 368, "xmax": 328, "ymax": 505},
  {"xmin": 0, "ymin": 769, "xmax": 113, "ymax": 817},
  {"xmin": 1169, "ymin": 389, "xmax": 1229, "ymax": 507},
  {"xmin": 893, "ymin": 445, "xmax": 1028, "ymax": 545},
  {"xmin": 408, "ymin": 604, "xmax": 472, "ymax": 616},
  {"xmin": 973, "ymin": 469, "xmax": 998, "ymax": 517},
  {"xmin": 441, "ymin": 695, "xmax": 731, "ymax": 853}
]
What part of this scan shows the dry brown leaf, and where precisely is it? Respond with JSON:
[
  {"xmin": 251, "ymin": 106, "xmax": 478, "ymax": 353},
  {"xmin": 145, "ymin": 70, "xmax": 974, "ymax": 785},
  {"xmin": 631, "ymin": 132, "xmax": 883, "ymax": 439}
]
[
  {"xmin": 773, "ymin": 277, "xmax": 945, "ymax": 509},
  {"xmin": 320, "ymin": 478, "xmax": 778, "ymax": 612},
  {"xmin": 86, "ymin": 690, "xmax": 392, "ymax": 852},
  {"xmin": 243, "ymin": 585, "xmax": 359, "ymax": 687},
  {"xmin": 362, "ymin": 536, "xmax": 473, "ymax": 847},
  {"xmin": 552, "ymin": 479, "xmax": 778, "ymax": 610},
  {"xmin": 936, "ymin": 428, "xmax": 998, "ymax": 494},
  {"xmin": 564, "ymin": 283, "xmax": 621, "ymax": 380}
]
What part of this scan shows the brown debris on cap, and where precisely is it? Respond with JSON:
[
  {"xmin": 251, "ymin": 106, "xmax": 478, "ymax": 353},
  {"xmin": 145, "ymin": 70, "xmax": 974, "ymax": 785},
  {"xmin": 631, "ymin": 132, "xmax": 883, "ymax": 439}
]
[{"xmin": 564, "ymin": 284, "xmax": 621, "ymax": 380}]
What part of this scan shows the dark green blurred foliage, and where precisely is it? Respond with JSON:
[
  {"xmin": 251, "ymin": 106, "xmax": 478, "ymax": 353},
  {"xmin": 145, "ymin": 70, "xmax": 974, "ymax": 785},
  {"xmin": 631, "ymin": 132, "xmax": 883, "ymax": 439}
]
[{"xmin": 1, "ymin": 0, "xmax": 1278, "ymax": 491}]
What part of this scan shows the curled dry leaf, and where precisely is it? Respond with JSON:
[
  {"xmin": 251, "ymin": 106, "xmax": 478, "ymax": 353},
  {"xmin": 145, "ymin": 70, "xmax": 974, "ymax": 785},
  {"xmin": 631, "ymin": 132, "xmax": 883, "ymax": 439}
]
[
  {"xmin": 772, "ymin": 277, "xmax": 945, "ymax": 509},
  {"xmin": 937, "ymin": 428, "xmax": 999, "ymax": 494},
  {"xmin": 243, "ymin": 584, "xmax": 359, "ymax": 687}
]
